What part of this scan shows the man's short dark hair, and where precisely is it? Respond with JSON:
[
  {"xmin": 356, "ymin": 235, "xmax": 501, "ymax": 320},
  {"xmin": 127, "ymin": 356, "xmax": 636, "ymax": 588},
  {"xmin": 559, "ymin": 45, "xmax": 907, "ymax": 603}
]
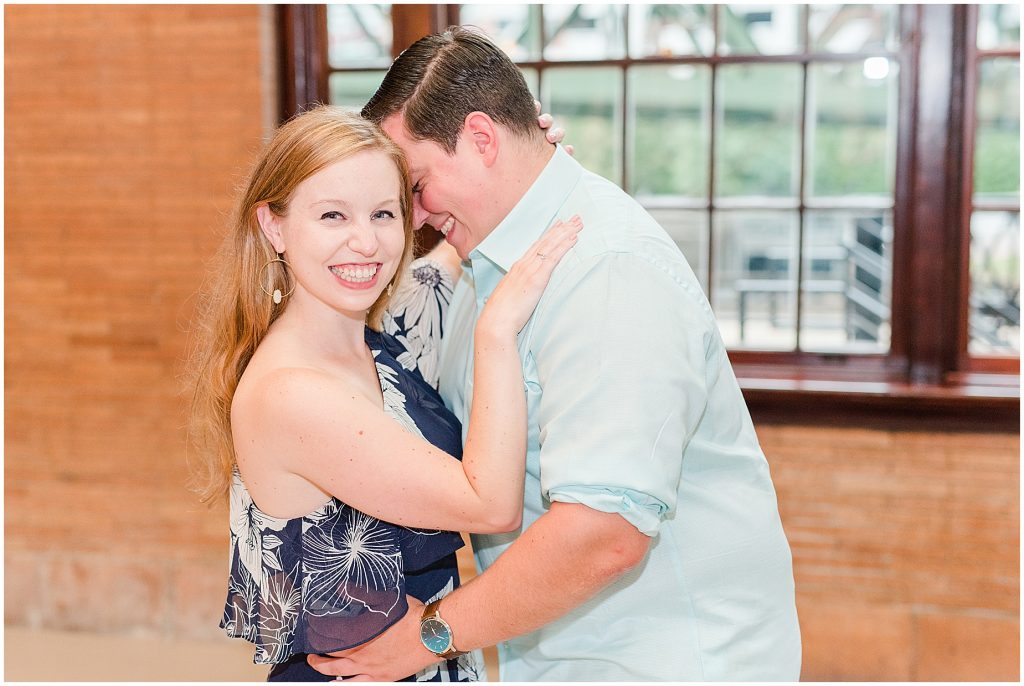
[{"xmin": 362, "ymin": 26, "xmax": 541, "ymax": 154}]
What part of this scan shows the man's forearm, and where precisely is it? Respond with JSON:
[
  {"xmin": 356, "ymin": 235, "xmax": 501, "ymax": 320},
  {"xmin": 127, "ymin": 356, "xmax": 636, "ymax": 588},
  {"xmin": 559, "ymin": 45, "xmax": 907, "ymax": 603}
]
[{"xmin": 442, "ymin": 501, "xmax": 651, "ymax": 651}]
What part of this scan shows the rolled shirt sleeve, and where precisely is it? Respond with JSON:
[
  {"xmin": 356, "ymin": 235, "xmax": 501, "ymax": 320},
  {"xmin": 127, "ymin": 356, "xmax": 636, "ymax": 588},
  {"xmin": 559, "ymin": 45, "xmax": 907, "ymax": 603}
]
[{"xmin": 529, "ymin": 250, "xmax": 717, "ymax": 536}]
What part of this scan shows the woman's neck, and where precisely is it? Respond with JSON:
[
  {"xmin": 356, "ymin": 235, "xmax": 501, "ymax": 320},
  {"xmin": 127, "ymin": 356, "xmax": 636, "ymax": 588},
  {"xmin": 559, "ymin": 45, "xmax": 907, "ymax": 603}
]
[{"xmin": 270, "ymin": 289, "xmax": 370, "ymax": 363}]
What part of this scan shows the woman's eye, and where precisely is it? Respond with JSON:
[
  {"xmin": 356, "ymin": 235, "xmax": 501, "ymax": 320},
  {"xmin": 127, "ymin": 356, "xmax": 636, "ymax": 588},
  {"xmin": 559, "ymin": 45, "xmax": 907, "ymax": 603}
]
[
  {"xmin": 320, "ymin": 211, "xmax": 344, "ymax": 221},
  {"xmin": 411, "ymin": 182, "xmax": 422, "ymax": 195},
  {"xmin": 372, "ymin": 209, "xmax": 397, "ymax": 220}
]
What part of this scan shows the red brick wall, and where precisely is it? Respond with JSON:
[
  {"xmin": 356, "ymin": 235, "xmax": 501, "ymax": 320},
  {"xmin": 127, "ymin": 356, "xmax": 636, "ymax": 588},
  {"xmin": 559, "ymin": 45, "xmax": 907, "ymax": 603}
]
[
  {"xmin": 4, "ymin": 3, "xmax": 269, "ymax": 639},
  {"xmin": 3, "ymin": 4, "xmax": 1018, "ymax": 681},
  {"xmin": 760, "ymin": 421, "xmax": 1019, "ymax": 681}
]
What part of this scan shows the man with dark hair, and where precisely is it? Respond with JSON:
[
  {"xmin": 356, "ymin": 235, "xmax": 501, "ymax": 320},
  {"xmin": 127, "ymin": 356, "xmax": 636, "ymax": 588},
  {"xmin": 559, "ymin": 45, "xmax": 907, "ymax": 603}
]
[
  {"xmin": 313, "ymin": 26, "xmax": 801, "ymax": 681},
  {"xmin": 362, "ymin": 28, "xmax": 540, "ymax": 153}
]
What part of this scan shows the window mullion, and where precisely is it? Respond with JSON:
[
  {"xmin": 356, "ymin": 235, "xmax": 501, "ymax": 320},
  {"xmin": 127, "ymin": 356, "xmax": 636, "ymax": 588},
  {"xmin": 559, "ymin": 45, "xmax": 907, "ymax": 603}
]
[
  {"xmin": 795, "ymin": 60, "xmax": 809, "ymax": 352},
  {"xmin": 706, "ymin": 4, "xmax": 721, "ymax": 307},
  {"xmin": 277, "ymin": 5, "xmax": 329, "ymax": 120},
  {"xmin": 957, "ymin": 6, "xmax": 980, "ymax": 370},
  {"xmin": 902, "ymin": 3, "xmax": 971, "ymax": 383}
]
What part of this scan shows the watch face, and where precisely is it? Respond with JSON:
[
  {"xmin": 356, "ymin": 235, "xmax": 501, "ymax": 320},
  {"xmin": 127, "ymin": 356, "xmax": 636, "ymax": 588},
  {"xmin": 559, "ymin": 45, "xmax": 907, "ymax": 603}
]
[{"xmin": 420, "ymin": 617, "xmax": 453, "ymax": 654}]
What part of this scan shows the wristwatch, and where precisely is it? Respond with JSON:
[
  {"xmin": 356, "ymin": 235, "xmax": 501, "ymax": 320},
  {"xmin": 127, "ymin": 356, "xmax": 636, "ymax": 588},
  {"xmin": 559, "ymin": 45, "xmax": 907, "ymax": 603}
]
[{"xmin": 419, "ymin": 599, "xmax": 465, "ymax": 659}]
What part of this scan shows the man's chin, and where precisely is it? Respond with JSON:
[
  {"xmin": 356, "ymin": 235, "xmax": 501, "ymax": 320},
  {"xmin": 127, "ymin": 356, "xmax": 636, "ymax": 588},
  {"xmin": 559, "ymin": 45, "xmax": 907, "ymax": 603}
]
[
  {"xmin": 451, "ymin": 242, "xmax": 470, "ymax": 261},
  {"xmin": 448, "ymin": 239, "xmax": 472, "ymax": 261}
]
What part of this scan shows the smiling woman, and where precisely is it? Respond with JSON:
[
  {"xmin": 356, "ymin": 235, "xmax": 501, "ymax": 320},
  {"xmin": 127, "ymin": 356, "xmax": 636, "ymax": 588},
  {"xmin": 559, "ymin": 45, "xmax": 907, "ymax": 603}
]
[
  {"xmin": 254, "ymin": 149, "xmax": 409, "ymax": 328},
  {"xmin": 185, "ymin": 105, "xmax": 582, "ymax": 681}
]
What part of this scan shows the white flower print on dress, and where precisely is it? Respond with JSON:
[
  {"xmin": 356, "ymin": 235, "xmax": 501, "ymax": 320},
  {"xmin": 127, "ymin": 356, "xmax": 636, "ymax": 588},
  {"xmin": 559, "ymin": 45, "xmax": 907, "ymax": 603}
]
[
  {"xmin": 229, "ymin": 470, "xmax": 288, "ymax": 583},
  {"xmin": 222, "ymin": 548, "xmax": 259, "ymax": 641},
  {"xmin": 383, "ymin": 258, "xmax": 453, "ymax": 389},
  {"xmin": 374, "ymin": 352, "xmax": 426, "ymax": 440},
  {"xmin": 303, "ymin": 505, "xmax": 404, "ymax": 619},
  {"xmin": 256, "ymin": 561, "xmax": 302, "ymax": 663}
]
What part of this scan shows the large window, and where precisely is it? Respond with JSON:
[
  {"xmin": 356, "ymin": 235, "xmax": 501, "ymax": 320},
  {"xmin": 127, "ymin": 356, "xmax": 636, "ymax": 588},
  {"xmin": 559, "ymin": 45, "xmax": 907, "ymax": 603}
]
[
  {"xmin": 281, "ymin": 4, "xmax": 1019, "ymax": 417},
  {"xmin": 966, "ymin": 4, "xmax": 1020, "ymax": 361},
  {"xmin": 325, "ymin": 4, "xmax": 393, "ymax": 108}
]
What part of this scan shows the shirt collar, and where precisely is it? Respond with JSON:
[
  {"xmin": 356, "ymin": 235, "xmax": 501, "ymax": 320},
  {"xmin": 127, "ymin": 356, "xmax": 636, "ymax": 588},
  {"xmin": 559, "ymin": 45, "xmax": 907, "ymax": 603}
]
[{"xmin": 468, "ymin": 145, "xmax": 583, "ymax": 276}]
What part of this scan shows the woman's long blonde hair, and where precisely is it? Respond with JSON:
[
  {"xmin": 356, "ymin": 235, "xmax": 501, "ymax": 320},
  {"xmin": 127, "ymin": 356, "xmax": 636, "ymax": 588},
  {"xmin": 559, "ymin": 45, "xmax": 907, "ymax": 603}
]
[{"xmin": 187, "ymin": 106, "xmax": 414, "ymax": 503}]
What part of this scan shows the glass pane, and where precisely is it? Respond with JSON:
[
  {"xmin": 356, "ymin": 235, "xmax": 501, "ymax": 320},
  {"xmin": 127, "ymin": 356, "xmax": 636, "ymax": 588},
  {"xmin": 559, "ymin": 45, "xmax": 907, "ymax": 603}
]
[
  {"xmin": 712, "ymin": 210, "xmax": 799, "ymax": 350},
  {"xmin": 801, "ymin": 211, "xmax": 893, "ymax": 352},
  {"xmin": 974, "ymin": 58, "xmax": 1020, "ymax": 203},
  {"xmin": 520, "ymin": 67, "xmax": 539, "ymax": 99},
  {"xmin": 460, "ymin": 4, "xmax": 541, "ymax": 61},
  {"xmin": 628, "ymin": 65, "xmax": 710, "ymax": 198},
  {"xmin": 715, "ymin": 64, "xmax": 802, "ymax": 199},
  {"xmin": 969, "ymin": 211, "xmax": 1020, "ymax": 355},
  {"xmin": 542, "ymin": 67, "xmax": 622, "ymax": 184},
  {"xmin": 646, "ymin": 207, "xmax": 710, "ymax": 292},
  {"xmin": 978, "ymin": 3, "xmax": 1021, "ymax": 50},
  {"xmin": 329, "ymin": 71, "xmax": 387, "ymax": 110},
  {"xmin": 543, "ymin": 4, "xmax": 626, "ymax": 60},
  {"xmin": 808, "ymin": 4, "xmax": 897, "ymax": 53},
  {"xmin": 719, "ymin": 4, "xmax": 802, "ymax": 55},
  {"xmin": 326, "ymin": 4, "xmax": 392, "ymax": 68},
  {"xmin": 806, "ymin": 61, "xmax": 898, "ymax": 200},
  {"xmin": 628, "ymin": 4, "xmax": 713, "ymax": 57}
]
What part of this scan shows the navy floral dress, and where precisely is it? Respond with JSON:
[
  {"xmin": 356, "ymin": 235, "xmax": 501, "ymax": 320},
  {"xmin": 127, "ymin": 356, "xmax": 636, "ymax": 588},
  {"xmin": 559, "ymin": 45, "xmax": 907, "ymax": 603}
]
[{"xmin": 221, "ymin": 258, "xmax": 484, "ymax": 682}]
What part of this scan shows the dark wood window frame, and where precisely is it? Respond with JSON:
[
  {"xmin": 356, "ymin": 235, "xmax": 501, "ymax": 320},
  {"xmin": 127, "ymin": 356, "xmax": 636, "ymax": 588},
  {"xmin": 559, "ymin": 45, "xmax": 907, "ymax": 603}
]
[{"xmin": 279, "ymin": 4, "xmax": 1019, "ymax": 428}]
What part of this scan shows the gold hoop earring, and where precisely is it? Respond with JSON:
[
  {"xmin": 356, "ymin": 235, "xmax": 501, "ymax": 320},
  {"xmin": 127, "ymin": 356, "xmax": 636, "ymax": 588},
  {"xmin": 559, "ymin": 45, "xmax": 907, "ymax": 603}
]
[{"xmin": 258, "ymin": 254, "xmax": 294, "ymax": 305}]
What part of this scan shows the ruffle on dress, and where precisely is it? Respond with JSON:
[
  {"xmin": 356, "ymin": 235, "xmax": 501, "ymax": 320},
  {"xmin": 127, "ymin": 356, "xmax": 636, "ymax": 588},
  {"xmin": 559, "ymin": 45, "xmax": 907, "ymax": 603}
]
[
  {"xmin": 222, "ymin": 257, "xmax": 464, "ymax": 665},
  {"xmin": 222, "ymin": 472, "xmax": 463, "ymax": 664}
]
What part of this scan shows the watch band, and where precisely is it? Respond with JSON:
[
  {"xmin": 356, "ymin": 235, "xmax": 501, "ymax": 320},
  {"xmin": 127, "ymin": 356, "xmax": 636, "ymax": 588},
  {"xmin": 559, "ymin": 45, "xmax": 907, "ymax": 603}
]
[{"xmin": 421, "ymin": 599, "xmax": 465, "ymax": 659}]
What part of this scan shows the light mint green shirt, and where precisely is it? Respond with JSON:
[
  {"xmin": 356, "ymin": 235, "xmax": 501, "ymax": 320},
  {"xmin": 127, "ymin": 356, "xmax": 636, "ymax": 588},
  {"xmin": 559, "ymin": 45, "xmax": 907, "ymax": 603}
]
[{"xmin": 438, "ymin": 146, "xmax": 801, "ymax": 681}]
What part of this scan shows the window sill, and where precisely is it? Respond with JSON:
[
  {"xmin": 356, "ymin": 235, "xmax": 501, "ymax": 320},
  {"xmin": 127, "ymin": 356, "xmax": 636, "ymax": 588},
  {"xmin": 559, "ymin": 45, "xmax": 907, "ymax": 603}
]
[{"xmin": 736, "ymin": 369, "xmax": 1019, "ymax": 431}]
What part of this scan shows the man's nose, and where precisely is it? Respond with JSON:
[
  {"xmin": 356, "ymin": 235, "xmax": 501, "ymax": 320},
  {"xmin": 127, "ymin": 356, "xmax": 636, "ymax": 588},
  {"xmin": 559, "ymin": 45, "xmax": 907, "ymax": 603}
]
[{"xmin": 411, "ymin": 195, "xmax": 433, "ymax": 231}]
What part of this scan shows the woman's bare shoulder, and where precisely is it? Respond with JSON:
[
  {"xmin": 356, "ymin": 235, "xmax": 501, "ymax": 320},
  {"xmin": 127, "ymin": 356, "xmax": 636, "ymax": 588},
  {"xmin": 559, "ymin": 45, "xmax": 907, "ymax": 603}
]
[
  {"xmin": 235, "ymin": 357, "xmax": 354, "ymax": 417},
  {"xmin": 233, "ymin": 333, "xmax": 359, "ymax": 419}
]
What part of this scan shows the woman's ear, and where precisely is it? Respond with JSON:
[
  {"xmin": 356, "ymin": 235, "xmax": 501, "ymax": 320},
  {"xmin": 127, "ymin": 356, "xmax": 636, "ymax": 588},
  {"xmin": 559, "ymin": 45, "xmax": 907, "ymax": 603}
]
[
  {"xmin": 463, "ymin": 111, "xmax": 499, "ymax": 167},
  {"xmin": 256, "ymin": 203, "xmax": 286, "ymax": 254}
]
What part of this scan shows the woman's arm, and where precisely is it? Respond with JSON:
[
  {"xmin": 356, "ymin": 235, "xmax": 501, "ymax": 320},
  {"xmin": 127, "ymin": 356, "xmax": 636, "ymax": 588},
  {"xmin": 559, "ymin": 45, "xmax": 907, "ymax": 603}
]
[{"xmin": 234, "ymin": 217, "xmax": 581, "ymax": 533}]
